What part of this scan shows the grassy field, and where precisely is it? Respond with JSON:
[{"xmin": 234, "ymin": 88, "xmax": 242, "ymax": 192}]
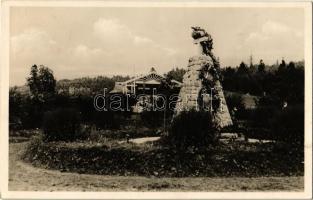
[{"xmin": 9, "ymin": 141, "xmax": 304, "ymax": 191}]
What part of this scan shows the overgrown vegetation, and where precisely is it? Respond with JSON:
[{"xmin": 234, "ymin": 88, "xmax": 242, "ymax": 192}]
[
  {"xmin": 140, "ymin": 111, "xmax": 164, "ymax": 130},
  {"xmin": 42, "ymin": 108, "xmax": 83, "ymax": 141},
  {"xmin": 167, "ymin": 110, "xmax": 218, "ymax": 149},
  {"xmin": 23, "ymin": 135, "xmax": 303, "ymax": 177}
]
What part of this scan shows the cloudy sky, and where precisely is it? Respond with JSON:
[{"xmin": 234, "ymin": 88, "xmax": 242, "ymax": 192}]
[{"xmin": 10, "ymin": 7, "xmax": 304, "ymax": 86}]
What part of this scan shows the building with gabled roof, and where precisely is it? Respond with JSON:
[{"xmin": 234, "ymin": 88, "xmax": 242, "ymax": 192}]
[{"xmin": 110, "ymin": 68, "xmax": 182, "ymax": 95}]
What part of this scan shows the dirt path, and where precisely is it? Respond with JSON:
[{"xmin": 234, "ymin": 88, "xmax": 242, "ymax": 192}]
[
  {"xmin": 9, "ymin": 142, "xmax": 304, "ymax": 192},
  {"xmin": 130, "ymin": 136, "xmax": 160, "ymax": 144}
]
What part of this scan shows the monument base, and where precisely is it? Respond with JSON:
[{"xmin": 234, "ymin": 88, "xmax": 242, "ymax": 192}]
[{"xmin": 174, "ymin": 55, "xmax": 232, "ymax": 128}]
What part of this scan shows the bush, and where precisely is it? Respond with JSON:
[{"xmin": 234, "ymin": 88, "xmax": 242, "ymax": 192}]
[
  {"xmin": 168, "ymin": 110, "xmax": 218, "ymax": 149},
  {"xmin": 42, "ymin": 108, "xmax": 82, "ymax": 141},
  {"xmin": 245, "ymin": 127, "xmax": 272, "ymax": 140},
  {"xmin": 248, "ymin": 104, "xmax": 304, "ymax": 148},
  {"xmin": 140, "ymin": 110, "xmax": 164, "ymax": 129},
  {"xmin": 225, "ymin": 93, "xmax": 245, "ymax": 112},
  {"xmin": 269, "ymin": 105, "xmax": 304, "ymax": 148},
  {"xmin": 92, "ymin": 111, "xmax": 121, "ymax": 129}
]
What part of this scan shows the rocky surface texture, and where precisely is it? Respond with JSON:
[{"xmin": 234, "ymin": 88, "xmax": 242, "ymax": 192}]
[
  {"xmin": 213, "ymin": 80, "xmax": 233, "ymax": 128},
  {"xmin": 175, "ymin": 56, "xmax": 210, "ymax": 111},
  {"xmin": 174, "ymin": 55, "xmax": 232, "ymax": 128}
]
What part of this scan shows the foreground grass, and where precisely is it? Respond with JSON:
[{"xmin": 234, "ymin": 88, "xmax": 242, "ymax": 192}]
[{"xmin": 9, "ymin": 142, "xmax": 303, "ymax": 191}]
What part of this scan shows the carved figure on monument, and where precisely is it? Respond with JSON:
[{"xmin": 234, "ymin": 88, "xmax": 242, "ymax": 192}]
[{"xmin": 174, "ymin": 27, "xmax": 232, "ymax": 128}]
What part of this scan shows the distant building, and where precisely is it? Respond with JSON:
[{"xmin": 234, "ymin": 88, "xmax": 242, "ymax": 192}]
[
  {"xmin": 68, "ymin": 86, "xmax": 91, "ymax": 96},
  {"xmin": 110, "ymin": 68, "xmax": 182, "ymax": 95},
  {"xmin": 241, "ymin": 93, "xmax": 259, "ymax": 109},
  {"xmin": 110, "ymin": 68, "xmax": 182, "ymax": 113},
  {"xmin": 225, "ymin": 91, "xmax": 259, "ymax": 110}
]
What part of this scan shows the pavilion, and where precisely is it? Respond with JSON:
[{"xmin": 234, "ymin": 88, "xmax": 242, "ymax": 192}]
[{"xmin": 110, "ymin": 68, "xmax": 182, "ymax": 95}]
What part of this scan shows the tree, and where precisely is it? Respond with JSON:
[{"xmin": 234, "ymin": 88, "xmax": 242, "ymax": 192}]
[
  {"xmin": 237, "ymin": 62, "xmax": 249, "ymax": 74},
  {"xmin": 165, "ymin": 67, "xmax": 186, "ymax": 83},
  {"xmin": 27, "ymin": 65, "xmax": 56, "ymax": 102},
  {"xmin": 258, "ymin": 59, "xmax": 265, "ymax": 73},
  {"xmin": 222, "ymin": 67, "xmax": 236, "ymax": 77},
  {"xmin": 278, "ymin": 59, "xmax": 287, "ymax": 72},
  {"xmin": 38, "ymin": 66, "xmax": 56, "ymax": 98},
  {"xmin": 27, "ymin": 65, "xmax": 39, "ymax": 99},
  {"xmin": 287, "ymin": 61, "xmax": 296, "ymax": 71}
]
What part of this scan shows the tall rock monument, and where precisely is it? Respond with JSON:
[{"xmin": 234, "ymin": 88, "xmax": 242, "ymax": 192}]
[{"xmin": 174, "ymin": 27, "xmax": 232, "ymax": 128}]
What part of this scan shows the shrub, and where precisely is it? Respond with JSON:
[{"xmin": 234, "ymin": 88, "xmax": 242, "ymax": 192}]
[
  {"xmin": 245, "ymin": 127, "xmax": 272, "ymax": 140},
  {"xmin": 269, "ymin": 105, "xmax": 304, "ymax": 148},
  {"xmin": 168, "ymin": 110, "xmax": 218, "ymax": 149},
  {"xmin": 225, "ymin": 93, "xmax": 245, "ymax": 112},
  {"xmin": 248, "ymin": 104, "xmax": 304, "ymax": 147},
  {"xmin": 250, "ymin": 106, "xmax": 279, "ymax": 128},
  {"xmin": 140, "ymin": 110, "xmax": 164, "ymax": 129},
  {"xmin": 42, "ymin": 108, "xmax": 82, "ymax": 141},
  {"xmin": 92, "ymin": 111, "xmax": 121, "ymax": 129}
]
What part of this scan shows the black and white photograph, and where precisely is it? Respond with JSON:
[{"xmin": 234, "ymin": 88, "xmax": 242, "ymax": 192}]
[{"xmin": 0, "ymin": 1, "xmax": 312, "ymax": 199}]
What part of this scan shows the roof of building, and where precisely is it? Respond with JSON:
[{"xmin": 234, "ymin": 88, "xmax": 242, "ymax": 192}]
[{"xmin": 110, "ymin": 68, "xmax": 182, "ymax": 94}]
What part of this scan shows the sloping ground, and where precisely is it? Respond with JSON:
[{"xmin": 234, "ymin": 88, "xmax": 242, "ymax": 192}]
[{"xmin": 9, "ymin": 142, "xmax": 303, "ymax": 191}]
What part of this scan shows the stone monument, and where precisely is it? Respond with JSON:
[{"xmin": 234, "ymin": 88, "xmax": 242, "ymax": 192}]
[{"xmin": 174, "ymin": 27, "xmax": 232, "ymax": 128}]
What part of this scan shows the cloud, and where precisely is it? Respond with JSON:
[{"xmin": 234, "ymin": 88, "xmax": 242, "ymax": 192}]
[
  {"xmin": 245, "ymin": 20, "xmax": 302, "ymax": 44},
  {"xmin": 163, "ymin": 47, "xmax": 177, "ymax": 56},
  {"xmin": 11, "ymin": 28, "xmax": 57, "ymax": 56},
  {"xmin": 245, "ymin": 32, "xmax": 269, "ymax": 43},
  {"xmin": 90, "ymin": 18, "xmax": 180, "ymax": 76},
  {"xmin": 93, "ymin": 18, "xmax": 139, "ymax": 47},
  {"xmin": 133, "ymin": 36, "xmax": 154, "ymax": 45},
  {"xmin": 8, "ymin": 20, "xmax": 182, "ymax": 86},
  {"xmin": 10, "ymin": 28, "xmax": 107, "ymax": 67},
  {"xmin": 93, "ymin": 18, "xmax": 132, "ymax": 42},
  {"xmin": 72, "ymin": 44, "xmax": 104, "ymax": 57},
  {"xmin": 10, "ymin": 28, "xmax": 110, "ymax": 84},
  {"xmin": 261, "ymin": 21, "xmax": 291, "ymax": 35},
  {"xmin": 237, "ymin": 20, "xmax": 304, "ymax": 64},
  {"xmin": 65, "ymin": 44, "xmax": 112, "ymax": 68},
  {"xmin": 92, "ymin": 18, "xmax": 177, "ymax": 56},
  {"xmin": 10, "ymin": 28, "xmax": 62, "ymax": 70}
]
